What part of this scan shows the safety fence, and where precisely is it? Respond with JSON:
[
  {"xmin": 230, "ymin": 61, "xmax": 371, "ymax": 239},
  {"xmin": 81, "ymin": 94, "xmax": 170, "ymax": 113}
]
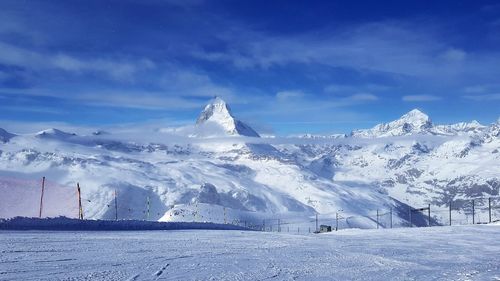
[
  {"xmin": 258, "ymin": 197, "xmax": 500, "ymax": 234},
  {"xmin": 1, "ymin": 176, "xmax": 499, "ymax": 233}
]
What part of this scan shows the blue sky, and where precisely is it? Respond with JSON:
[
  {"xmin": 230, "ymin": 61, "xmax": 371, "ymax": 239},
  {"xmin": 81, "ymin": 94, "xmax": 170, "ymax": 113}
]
[{"xmin": 1, "ymin": 0, "xmax": 499, "ymax": 135}]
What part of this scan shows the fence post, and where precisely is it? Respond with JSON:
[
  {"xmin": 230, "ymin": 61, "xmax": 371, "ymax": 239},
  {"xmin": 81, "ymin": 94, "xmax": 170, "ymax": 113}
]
[
  {"xmin": 390, "ymin": 207, "xmax": 393, "ymax": 228},
  {"xmin": 263, "ymin": 220, "xmax": 265, "ymax": 231},
  {"xmin": 428, "ymin": 204, "xmax": 431, "ymax": 227},
  {"xmin": 146, "ymin": 196, "xmax": 150, "ymax": 221},
  {"xmin": 489, "ymin": 197, "xmax": 492, "ymax": 223},
  {"xmin": 39, "ymin": 176, "xmax": 45, "ymax": 218},
  {"xmin": 376, "ymin": 209, "xmax": 379, "ymax": 229},
  {"xmin": 77, "ymin": 183, "xmax": 83, "ymax": 220},
  {"xmin": 315, "ymin": 214, "xmax": 318, "ymax": 232},
  {"xmin": 298, "ymin": 227, "xmax": 299, "ymax": 234},
  {"xmin": 449, "ymin": 201, "xmax": 452, "ymax": 226},
  {"xmin": 278, "ymin": 219, "xmax": 281, "ymax": 232},
  {"xmin": 114, "ymin": 189, "xmax": 118, "ymax": 221},
  {"xmin": 408, "ymin": 206, "xmax": 412, "ymax": 227},
  {"xmin": 472, "ymin": 199, "xmax": 475, "ymax": 224},
  {"xmin": 335, "ymin": 212, "xmax": 339, "ymax": 231}
]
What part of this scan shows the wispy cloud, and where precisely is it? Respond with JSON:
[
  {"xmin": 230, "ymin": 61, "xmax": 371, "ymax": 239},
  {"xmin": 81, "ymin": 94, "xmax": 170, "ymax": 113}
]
[
  {"xmin": 463, "ymin": 93, "xmax": 500, "ymax": 101},
  {"xmin": 0, "ymin": 42, "xmax": 154, "ymax": 81},
  {"xmin": 276, "ymin": 90, "xmax": 304, "ymax": 101},
  {"xmin": 192, "ymin": 21, "xmax": 500, "ymax": 84},
  {"xmin": 348, "ymin": 93, "xmax": 378, "ymax": 101},
  {"xmin": 402, "ymin": 95, "xmax": 442, "ymax": 102}
]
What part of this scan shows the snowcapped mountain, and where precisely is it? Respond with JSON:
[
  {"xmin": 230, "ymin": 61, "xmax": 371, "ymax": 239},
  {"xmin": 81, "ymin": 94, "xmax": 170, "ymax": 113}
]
[
  {"xmin": 0, "ymin": 101, "xmax": 498, "ymax": 227},
  {"xmin": 295, "ymin": 133, "xmax": 347, "ymax": 139},
  {"xmin": 35, "ymin": 128, "xmax": 77, "ymax": 139},
  {"xmin": 351, "ymin": 109, "xmax": 489, "ymax": 138},
  {"xmin": 195, "ymin": 96, "xmax": 259, "ymax": 137},
  {"xmin": 0, "ymin": 128, "xmax": 15, "ymax": 143},
  {"xmin": 351, "ymin": 109, "xmax": 433, "ymax": 138}
]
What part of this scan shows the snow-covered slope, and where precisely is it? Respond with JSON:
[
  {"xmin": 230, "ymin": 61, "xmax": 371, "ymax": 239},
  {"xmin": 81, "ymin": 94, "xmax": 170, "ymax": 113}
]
[
  {"xmin": 0, "ymin": 102, "xmax": 498, "ymax": 227},
  {"xmin": 195, "ymin": 97, "xmax": 259, "ymax": 137}
]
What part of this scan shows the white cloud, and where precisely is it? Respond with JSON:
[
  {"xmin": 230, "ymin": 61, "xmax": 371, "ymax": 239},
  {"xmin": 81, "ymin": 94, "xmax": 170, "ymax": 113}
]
[
  {"xmin": 159, "ymin": 69, "xmax": 234, "ymax": 100},
  {"xmin": 463, "ymin": 93, "xmax": 500, "ymax": 101},
  {"xmin": 348, "ymin": 93, "xmax": 378, "ymax": 101},
  {"xmin": 0, "ymin": 42, "xmax": 154, "ymax": 81},
  {"xmin": 463, "ymin": 85, "xmax": 487, "ymax": 94},
  {"xmin": 276, "ymin": 90, "xmax": 304, "ymax": 101},
  {"xmin": 192, "ymin": 21, "xmax": 500, "ymax": 83},
  {"xmin": 402, "ymin": 95, "xmax": 442, "ymax": 102},
  {"xmin": 441, "ymin": 48, "xmax": 467, "ymax": 62}
]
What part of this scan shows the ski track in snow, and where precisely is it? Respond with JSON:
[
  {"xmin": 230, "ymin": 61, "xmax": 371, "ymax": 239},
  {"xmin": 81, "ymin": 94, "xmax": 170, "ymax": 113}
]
[{"xmin": 0, "ymin": 225, "xmax": 499, "ymax": 281}]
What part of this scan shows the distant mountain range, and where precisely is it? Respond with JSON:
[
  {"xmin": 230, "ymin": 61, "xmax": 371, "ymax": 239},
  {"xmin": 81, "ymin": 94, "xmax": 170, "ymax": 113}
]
[{"xmin": 0, "ymin": 97, "xmax": 498, "ymax": 227}]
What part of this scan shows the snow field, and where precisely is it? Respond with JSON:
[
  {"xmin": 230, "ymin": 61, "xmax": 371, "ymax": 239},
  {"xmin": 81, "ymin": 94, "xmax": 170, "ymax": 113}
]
[{"xmin": 0, "ymin": 225, "xmax": 498, "ymax": 280}]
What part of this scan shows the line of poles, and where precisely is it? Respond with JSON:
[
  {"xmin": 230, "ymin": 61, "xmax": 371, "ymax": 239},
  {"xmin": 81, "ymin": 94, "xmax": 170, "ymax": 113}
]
[{"xmin": 33, "ymin": 177, "xmax": 500, "ymax": 227}]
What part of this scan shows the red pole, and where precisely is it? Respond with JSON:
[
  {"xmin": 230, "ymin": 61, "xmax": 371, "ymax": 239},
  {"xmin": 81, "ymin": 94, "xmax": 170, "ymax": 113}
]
[
  {"xmin": 39, "ymin": 177, "xmax": 45, "ymax": 218},
  {"xmin": 77, "ymin": 183, "xmax": 83, "ymax": 220}
]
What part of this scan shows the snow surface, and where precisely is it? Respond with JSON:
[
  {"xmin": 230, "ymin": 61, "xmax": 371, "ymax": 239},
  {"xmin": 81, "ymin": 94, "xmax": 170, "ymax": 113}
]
[{"xmin": 0, "ymin": 225, "xmax": 498, "ymax": 280}]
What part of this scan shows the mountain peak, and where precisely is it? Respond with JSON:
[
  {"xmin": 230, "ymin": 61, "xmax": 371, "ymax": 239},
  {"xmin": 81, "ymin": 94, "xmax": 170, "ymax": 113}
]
[
  {"xmin": 196, "ymin": 96, "xmax": 233, "ymax": 125},
  {"xmin": 399, "ymin": 109, "xmax": 430, "ymax": 124},
  {"xmin": 35, "ymin": 128, "xmax": 77, "ymax": 139},
  {"xmin": 402, "ymin": 109, "xmax": 429, "ymax": 120},
  {"xmin": 195, "ymin": 97, "xmax": 259, "ymax": 137},
  {"xmin": 0, "ymin": 128, "xmax": 16, "ymax": 143},
  {"xmin": 351, "ymin": 109, "xmax": 432, "ymax": 138}
]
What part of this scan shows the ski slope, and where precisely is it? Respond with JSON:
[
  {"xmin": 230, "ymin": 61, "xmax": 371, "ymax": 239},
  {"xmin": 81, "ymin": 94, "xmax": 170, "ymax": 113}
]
[{"xmin": 0, "ymin": 225, "xmax": 498, "ymax": 280}]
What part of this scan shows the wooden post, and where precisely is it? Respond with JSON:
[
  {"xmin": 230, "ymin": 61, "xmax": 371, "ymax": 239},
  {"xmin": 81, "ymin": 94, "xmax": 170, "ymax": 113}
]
[
  {"xmin": 335, "ymin": 212, "xmax": 338, "ymax": 231},
  {"xmin": 390, "ymin": 207, "xmax": 393, "ymax": 228},
  {"xmin": 428, "ymin": 204, "xmax": 431, "ymax": 227},
  {"xmin": 114, "ymin": 189, "xmax": 118, "ymax": 221},
  {"xmin": 409, "ymin": 206, "xmax": 412, "ymax": 227},
  {"xmin": 315, "ymin": 214, "xmax": 318, "ymax": 232},
  {"xmin": 146, "ymin": 196, "xmax": 150, "ymax": 221},
  {"xmin": 449, "ymin": 201, "xmax": 452, "ymax": 226},
  {"xmin": 472, "ymin": 199, "xmax": 475, "ymax": 224},
  {"xmin": 77, "ymin": 183, "xmax": 84, "ymax": 220},
  {"xmin": 278, "ymin": 219, "xmax": 281, "ymax": 232},
  {"xmin": 223, "ymin": 207, "xmax": 227, "ymax": 224},
  {"xmin": 263, "ymin": 219, "xmax": 265, "ymax": 231},
  {"xmin": 39, "ymin": 177, "xmax": 45, "ymax": 218},
  {"xmin": 488, "ymin": 197, "xmax": 492, "ymax": 223},
  {"xmin": 376, "ymin": 209, "xmax": 379, "ymax": 229}
]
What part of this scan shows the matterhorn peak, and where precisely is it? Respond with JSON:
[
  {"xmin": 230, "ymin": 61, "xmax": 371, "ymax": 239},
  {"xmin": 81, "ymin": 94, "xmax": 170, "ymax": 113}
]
[
  {"xmin": 196, "ymin": 96, "xmax": 233, "ymax": 125},
  {"xmin": 195, "ymin": 96, "xmax": 259, "ymax": 137}
]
